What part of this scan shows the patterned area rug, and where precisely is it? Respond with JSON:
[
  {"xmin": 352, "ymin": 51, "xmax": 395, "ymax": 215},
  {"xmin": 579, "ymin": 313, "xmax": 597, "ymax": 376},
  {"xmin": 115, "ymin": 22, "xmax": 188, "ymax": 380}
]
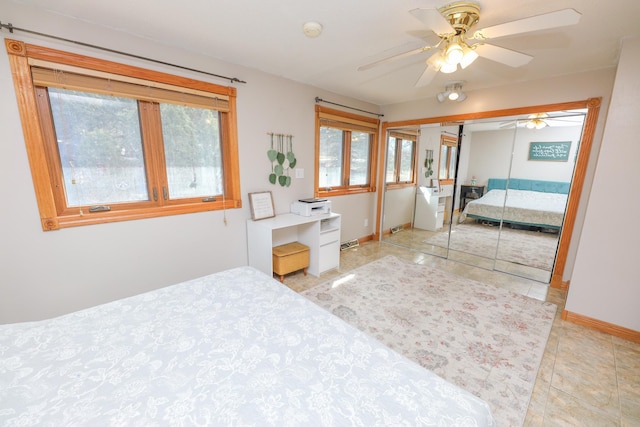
[
  {"xmin": 425, "ymin": 224, "xmax": 559, "ymax": 271},
  {"xmin": 302, "ymin": 256, "xmax": 556, "ymax": 426}
]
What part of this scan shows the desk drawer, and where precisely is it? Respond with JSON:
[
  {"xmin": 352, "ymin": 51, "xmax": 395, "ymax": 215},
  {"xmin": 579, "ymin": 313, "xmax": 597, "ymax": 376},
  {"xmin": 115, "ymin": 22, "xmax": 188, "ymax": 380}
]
[
  {"xmin": 319, "ymin": 242, "xmax": 340, "ymax": 272},
  {"xmin": 319, "ymin": 229, "xmax": 339, "ymax": 246}
]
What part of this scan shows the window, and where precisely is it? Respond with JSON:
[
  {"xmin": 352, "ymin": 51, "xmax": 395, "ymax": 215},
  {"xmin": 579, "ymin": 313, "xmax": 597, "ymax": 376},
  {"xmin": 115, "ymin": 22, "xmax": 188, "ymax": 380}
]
[
  {"xmin": 315, "ymin": 106, "xmax": 379, "ymax": 197},
  {"xmin": 439, "ymin": 134, "xmax": 458, "ymax": 184},
  {"xmin": 386, "ymin": 130, "xmax": 417, "ymax": 186},
  {"xmin": 6, "ymin": 39, "xmax": 240, "ymax": 230}
]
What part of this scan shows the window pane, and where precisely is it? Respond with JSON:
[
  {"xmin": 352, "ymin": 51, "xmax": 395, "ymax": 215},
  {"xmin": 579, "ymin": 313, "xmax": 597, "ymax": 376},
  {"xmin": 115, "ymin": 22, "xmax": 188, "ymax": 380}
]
[
  {"xmin": 160, "ymin": 104, "xmax": 223, "ymax": 199},
  {"xmin": 48, "ymin": 88, "xmax": 148, "ymax": 206},
  {"xmin": 448, "ymin": 146, "xmax": 457, "ymax": 179},
  {"xmin": 319, "ymin": 127, "xmax": 343, "ymax": 188},
  {"xmin": 349, "ymin": 131, "xmax": 371, "ymax": 185},
  {"xmin": 386, "ymin": 139, "xmax": 397, "ymax": 182},
  {"xmin": 399, "ymin": 139, "xmax": 413, "ymax": 182},
  {"xmin": 439, "ymin": 145, "xmax": 448, "ymax": 180}
]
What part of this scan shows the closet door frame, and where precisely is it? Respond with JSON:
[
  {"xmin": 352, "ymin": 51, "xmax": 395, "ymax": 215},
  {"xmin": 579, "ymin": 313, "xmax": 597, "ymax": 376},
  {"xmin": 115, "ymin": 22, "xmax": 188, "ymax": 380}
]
[{"xmin": 375, "ymin": 98, "xmax": 602, "ymax": 290}]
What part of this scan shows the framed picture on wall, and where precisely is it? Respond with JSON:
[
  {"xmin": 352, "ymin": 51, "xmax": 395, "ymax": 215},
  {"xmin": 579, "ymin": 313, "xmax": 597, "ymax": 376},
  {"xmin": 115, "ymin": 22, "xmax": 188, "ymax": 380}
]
[
  {"xmin": 528, "ymin": 141, "xmax": 571, "ymax": 161},
  {"xmin": 248, "ymin": 191, "xmax": 275, "ymax": 220}
]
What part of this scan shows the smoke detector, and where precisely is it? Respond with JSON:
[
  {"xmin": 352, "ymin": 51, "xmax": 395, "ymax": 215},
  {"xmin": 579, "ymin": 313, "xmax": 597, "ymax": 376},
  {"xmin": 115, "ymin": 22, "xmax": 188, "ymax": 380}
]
[{"xmin": 303, "ymin": 21, "xmax": 323, "ymax": 38}]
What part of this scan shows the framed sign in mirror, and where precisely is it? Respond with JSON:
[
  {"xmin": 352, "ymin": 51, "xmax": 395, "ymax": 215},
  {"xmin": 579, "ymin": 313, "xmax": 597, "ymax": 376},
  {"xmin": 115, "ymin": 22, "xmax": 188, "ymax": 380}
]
[
  {"xmin": 248, "ymin": 191, "xmax": 275, "ymax": 220},
  {"xmin": 528, "ymin": 141, "xmax": 571, "ymax": 161}
]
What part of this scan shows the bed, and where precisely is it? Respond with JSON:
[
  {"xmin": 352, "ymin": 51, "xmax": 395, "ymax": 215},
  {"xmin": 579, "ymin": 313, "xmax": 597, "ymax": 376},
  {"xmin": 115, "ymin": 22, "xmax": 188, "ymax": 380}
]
[
  {"xmin": 459, "ymin": 178, "xmax": 570, "ymax": 230},
  {"xmin": 0, "ymin": 266, "xmax": 496, "ymax": 426}
]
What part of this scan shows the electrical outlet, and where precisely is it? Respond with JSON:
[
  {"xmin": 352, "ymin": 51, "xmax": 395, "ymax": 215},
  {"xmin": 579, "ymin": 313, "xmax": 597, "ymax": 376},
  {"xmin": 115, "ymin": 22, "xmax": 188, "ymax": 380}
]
[{"xmin": 364, "ymin": 218, "xmax": 368, "ymax": 227}]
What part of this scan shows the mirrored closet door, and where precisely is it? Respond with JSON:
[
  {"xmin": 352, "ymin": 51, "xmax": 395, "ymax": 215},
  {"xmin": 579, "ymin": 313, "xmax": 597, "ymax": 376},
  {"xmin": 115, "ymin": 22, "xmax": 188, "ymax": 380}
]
[
  {"xmin": 491, "ymin": 112, "xmax": 585, "ymax": 281},
  {"xmin": 380, "ymin": 108, "xmax": 587, "ymax": 283}
]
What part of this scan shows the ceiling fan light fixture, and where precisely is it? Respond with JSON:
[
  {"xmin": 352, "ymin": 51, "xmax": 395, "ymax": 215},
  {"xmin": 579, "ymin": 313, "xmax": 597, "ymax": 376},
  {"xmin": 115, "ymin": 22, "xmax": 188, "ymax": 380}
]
[
  {"xmin": 427, "ymin": 52, "xmax": 444, "ymax": 71},
  {"xmin": 525, "ymin": 119, "xmax": 547, "ymax": 129},
  {"xmin": 436, "ymin": 91, "xmax": 449, "ymax": 102},
  {"xmin": 440, "ymin": 62, "xmax": 458, "ymax": 73},
  {"xmin": 525, "ymin": 113, "xmax": 549, "ymax": 129},
  {"xmin": 460, "ymin": 45, "xmax": 479, "ymax": 69},
  {"xmin": 358, "ymin": 2, "xmax": 582, "ymax": 88},
  {"xmin": 444, "ymin": 41, "xmax": 464, "ymax": 65},
  {"xmin": 437, "ymin": 81, "xmax": 466, "ymax": 103}
]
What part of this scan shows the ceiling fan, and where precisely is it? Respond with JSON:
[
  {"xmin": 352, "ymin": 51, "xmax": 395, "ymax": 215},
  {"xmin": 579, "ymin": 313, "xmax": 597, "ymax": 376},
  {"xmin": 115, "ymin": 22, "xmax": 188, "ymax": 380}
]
[
  {"xmin": 358, "ymin": 1, "xmax": 581, "ymax": 86},
  {"xmin": 498, "ymin": 111, "xmax": 586, "ymax": 129}
]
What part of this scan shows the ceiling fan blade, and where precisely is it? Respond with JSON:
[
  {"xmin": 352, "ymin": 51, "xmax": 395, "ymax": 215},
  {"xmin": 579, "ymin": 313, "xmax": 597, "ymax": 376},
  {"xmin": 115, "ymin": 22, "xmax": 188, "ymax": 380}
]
[
  {"xmin": 409, "ymin": 8, "xmax": 454, "ymax": 35},
  {"xmin": 415, "ymin": 65, "xmax": 437, "ymax": 87},
  {"xmin": 358, "ymin": 46, "xmax": 433, "ymax": 71},
  {"xmin": 473, "ymin": 9, "xmax": 581, "ymax": 40},
  {"xmin": 499, "ymin": 121, "xmax": 516, "ymax": 129},
  {"xmin": 474, "ymin": 43, "xmax": 533, "ymax": 68}
]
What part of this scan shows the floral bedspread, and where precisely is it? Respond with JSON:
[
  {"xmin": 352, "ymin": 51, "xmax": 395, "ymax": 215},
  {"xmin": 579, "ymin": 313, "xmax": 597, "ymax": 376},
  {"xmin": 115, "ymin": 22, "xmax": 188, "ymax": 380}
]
[
  {"xmin": 461, "ymin": 188, "xmax": 568, "ymax": 228},
  {"xmin": 0, "ymin": 266, "xmax": 495, "ymax": 426}
]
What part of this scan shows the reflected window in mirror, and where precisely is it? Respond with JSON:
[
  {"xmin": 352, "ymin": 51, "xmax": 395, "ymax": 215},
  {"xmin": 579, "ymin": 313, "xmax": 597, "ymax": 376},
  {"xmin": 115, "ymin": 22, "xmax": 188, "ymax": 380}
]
[
  {"xmin": 439, "ymin": 134, "xmax": 458, "ymax": 184},
  {"xmin": 386, "ymin": 130, "xmax": 417, "ymax": 187}
]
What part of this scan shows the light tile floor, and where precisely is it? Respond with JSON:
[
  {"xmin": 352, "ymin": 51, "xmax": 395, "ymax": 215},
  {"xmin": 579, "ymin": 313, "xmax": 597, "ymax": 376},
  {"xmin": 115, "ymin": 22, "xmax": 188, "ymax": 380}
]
[{"xmin": 281, "ymin": 240, "xmax": 640, "ymax": 426}]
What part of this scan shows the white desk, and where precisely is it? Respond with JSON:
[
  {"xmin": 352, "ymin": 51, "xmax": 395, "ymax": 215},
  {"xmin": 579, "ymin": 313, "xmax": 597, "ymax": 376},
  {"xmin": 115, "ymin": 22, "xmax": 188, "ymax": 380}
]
[
  {"xmin": 414, "ymin": 186, "xmax": 446, "ymax": 231},
  {"xmin": 247, "ymin": 212, "xmax": 341, "ymax": 278}
]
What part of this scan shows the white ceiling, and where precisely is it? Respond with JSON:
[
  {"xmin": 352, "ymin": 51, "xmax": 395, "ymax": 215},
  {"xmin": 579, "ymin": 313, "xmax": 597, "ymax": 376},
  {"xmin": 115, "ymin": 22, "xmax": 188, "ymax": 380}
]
[{"xmin": 8, "ymin": 0, "xmax": 640, "ymax": 106}]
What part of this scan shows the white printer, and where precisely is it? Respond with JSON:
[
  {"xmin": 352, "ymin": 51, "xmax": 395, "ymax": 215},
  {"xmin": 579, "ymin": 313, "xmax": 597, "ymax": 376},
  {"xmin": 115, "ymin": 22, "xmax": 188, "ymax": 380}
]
[{"xmin": 290, "ymin": 198, "xmax": 331, "ymax": 216}]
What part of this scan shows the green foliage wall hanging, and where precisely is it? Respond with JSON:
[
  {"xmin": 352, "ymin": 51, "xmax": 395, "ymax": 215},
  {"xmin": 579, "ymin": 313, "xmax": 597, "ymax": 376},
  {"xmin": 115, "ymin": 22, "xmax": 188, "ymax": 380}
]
[
  {"xmin": 424, "ymin": 149, "xmax": 434, "ymax": 178},
  {"xmin": 267, "ymin": 133, "xmax": 296, "ymax": 187}
]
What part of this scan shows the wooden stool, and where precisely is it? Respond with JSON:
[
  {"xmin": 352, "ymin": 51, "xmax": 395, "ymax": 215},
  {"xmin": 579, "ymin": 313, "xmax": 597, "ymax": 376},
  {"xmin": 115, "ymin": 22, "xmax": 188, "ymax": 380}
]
[{"xmin": 272, "ymin": 242, "xmax": 309, "ymax": 283}]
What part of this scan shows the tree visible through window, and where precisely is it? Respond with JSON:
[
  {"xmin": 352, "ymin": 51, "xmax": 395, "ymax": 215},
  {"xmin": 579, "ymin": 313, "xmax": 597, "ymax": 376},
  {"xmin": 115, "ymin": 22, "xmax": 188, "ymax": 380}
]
[
  {"xmin": 439, "ymin": 134, "xmax": 458, "ymax": 184},
  {"xmin": 49, "ymin": 89, "xmax": 148, "ymax": 206},
  {"xmin": 6, "ymin": 39, "xmax": 240, "ymax": 230},
  {"xmin": 315, "ymin": 106, "xmax": 379, "ymax": 197},
  {"xmin": 160, "ymin": 103, "xmax": 224, "ymax": 199},
  {"xmin": 386, "ymin": 130, "xmax": 417, "ymax": 185}
]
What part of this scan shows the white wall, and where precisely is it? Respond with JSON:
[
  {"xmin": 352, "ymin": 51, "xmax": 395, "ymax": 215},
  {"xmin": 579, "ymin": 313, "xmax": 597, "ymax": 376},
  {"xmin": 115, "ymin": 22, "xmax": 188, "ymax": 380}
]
[
  {"xmin": 510, "ymin": 126, "xmax": 582, "ymax": 182},
  {"xmin": 465, "ymin": 130, "xmax": 514, "ymax": 186},
  {"xmin": 465, "ymin": 125, "xmax": 582, "ymax": 187},
  {"xmin": 566, "ymin": 37, "xmax": 640, "ymax": 331},
  {"xmin": 382, "ymin": 187, "xmax": 416, "ymax": 231},
  {"xmin": 0, "ymin": 3, "xmax": 378, "ymax": 323}
]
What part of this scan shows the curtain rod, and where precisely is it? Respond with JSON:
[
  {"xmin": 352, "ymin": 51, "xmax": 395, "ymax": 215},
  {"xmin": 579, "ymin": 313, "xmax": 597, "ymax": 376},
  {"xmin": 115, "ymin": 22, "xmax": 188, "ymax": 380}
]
[
  {"xmin": 0, "ymin": 21, "xmax": 247, "ymax": 85},
  {"xmin": 315, "ymin": 97, "xmax": 383, "ymax": 117}
]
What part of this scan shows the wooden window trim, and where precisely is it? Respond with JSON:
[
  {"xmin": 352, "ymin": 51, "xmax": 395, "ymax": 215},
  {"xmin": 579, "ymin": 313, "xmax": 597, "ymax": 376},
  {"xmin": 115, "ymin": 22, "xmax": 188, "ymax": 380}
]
[
  {"xmin": 385, "ymin": 132, "xmax": 418, "ymax": 189},
  {"xmin": 315, "ymin": 105, "xmax": 379, "ymax": 197},
  {"xmin": 439, "ymin": 134, "xmax": 458, "ymax": 186},
  {"xmin": 5, "ymin": 39, "xmax": 241, "ymax": 231}
]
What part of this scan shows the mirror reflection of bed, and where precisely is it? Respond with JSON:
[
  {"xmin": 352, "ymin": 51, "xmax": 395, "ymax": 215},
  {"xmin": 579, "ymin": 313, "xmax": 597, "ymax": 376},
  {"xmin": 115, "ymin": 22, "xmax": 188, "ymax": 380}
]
[
  {"xmin": 453, "ymin": 178, "xmax": 569, "ymax": 282},
  {"xmin": 381, "ymin": 108, "xmax": 586, "ymax": 284}
]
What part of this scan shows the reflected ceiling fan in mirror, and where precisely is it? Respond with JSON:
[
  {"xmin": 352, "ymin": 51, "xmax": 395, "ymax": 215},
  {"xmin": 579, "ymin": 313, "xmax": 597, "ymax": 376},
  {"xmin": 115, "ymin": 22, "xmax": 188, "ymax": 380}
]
[
  {"xmin": 498, "ymin": 111, "xmax": 586, "ymax": 129},
  {"xmin": 523, "ymin": 113, "xmax": 549, "ymax": 129},
  {"xmin": 358, "ymin": 1, "xmax": 581, "ymax": 87}
]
